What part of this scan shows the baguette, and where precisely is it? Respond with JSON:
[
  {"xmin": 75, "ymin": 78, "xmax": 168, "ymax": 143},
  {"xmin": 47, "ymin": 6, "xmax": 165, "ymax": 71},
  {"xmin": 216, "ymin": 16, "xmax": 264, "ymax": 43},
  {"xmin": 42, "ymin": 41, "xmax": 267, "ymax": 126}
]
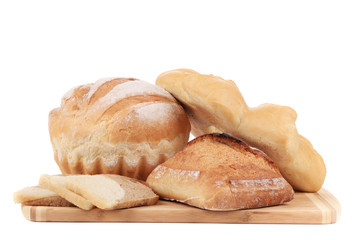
[{"xmin": 156, "ymin": 69, "xmax": 326, "ymax": 192}]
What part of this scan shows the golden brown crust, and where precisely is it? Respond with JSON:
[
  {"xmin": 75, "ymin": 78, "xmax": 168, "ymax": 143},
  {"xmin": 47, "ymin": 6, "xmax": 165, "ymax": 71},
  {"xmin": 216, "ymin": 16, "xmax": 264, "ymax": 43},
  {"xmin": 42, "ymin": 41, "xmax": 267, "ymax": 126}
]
[
  {"xmin": 146, "ymin": 133, "xmax": 294, "ymax": 211},
  {"xmin": 156, "ymin": 69, "xmax": 326, "ymax": 192},
  {"xmin": 49, "ymin": 78, "xmax": 191, "ymax": 180},
  {"xmin": 54, "ymin": 154, "xmax": 169, "ymax": 180}
]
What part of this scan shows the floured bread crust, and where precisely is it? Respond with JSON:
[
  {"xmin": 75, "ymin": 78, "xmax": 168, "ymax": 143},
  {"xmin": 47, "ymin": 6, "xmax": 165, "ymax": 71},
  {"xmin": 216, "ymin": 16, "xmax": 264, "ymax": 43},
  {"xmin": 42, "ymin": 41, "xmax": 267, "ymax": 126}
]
[
  {"xmin": 146, "ymin": 133, "xmax": 294, "ymax": 211},
  {"xmin": 156, "ymin": 69, "xmax": 326, "ymax": 192},
  {"xmin": 49, "ymin": 78, "xmax": 191, "ymax": 180}
]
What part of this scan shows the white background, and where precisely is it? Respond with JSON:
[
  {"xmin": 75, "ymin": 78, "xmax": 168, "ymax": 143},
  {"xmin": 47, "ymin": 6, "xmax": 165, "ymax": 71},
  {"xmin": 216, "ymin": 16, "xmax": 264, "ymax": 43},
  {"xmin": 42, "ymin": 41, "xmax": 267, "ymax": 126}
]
[{"xmin": 1, "ymin": 0, "xmax": 359, "ymax": 239}]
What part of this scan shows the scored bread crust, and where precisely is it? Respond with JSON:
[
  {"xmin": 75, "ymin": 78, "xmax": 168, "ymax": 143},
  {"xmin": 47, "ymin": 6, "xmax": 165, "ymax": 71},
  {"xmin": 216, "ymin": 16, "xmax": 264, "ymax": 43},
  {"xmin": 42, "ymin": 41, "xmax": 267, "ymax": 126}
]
[
  {"xmin": 156, "ymin": 69, "xmax": 326, "ymax": 192},
  {"xmin": 146, "ymin": 133, "xmax": 294, "ymax": 211},
  {"xmin": 49, "ymin": 78, "xmax": 191, "ymax": 180}
]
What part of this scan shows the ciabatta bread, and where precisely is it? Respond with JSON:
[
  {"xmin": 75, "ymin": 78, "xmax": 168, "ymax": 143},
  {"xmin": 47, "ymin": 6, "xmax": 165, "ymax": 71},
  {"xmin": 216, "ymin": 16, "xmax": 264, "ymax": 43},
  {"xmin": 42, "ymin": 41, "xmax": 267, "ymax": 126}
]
[
  {"xmin": 65, "ymin": 174, "xmax": 158, "ymax": 210},
  {"xmin": 49, "ymin": 78, "xmax": 191, "ymax": 180},
  {"xmin": 146, "ymin": 133, "xmax": 294, "ymax": 211},
  {"xmin": 156, "ymin": 69, "xmax": 326, "ymax": 192},
  {"xmin": 39, "ymin": 174, "xmax": 94, "ymax": 210},
  {"xmin": 13, "ymin": 186, "xmax": 73, "ymax": 207}
]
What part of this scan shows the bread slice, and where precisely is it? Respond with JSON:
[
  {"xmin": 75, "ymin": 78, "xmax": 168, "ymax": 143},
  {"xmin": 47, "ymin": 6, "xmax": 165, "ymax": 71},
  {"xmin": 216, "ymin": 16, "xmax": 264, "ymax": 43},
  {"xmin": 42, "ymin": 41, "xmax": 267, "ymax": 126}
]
[
  {"xmin": 38, "ymin": 174, "xmax": 94, "ymax": 210},
  {"xmin": 65, "ymin": 174, "xmax": 159, "ymax": 210},
  {"xmin": 13, "ymin": 186, "xmax": 73, "ymax": 207},
  {"xmin": 146, "ymin": 133, "xmax": 294, "ymax": 211}
]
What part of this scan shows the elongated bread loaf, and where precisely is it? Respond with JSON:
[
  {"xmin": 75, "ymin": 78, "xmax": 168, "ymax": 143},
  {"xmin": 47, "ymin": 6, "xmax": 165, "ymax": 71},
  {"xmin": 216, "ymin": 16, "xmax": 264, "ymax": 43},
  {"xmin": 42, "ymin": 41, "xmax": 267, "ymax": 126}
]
[
  {"xmin": 49, "ymin": 77, "xmax": 190, "ymax": 180},
  {"xmin": 156, "ymin": 69, "xmax": 326, "ymax": 192},
  {"xmin": 146, "ymin": 133, "xmax": 294, "ymax": 210}
]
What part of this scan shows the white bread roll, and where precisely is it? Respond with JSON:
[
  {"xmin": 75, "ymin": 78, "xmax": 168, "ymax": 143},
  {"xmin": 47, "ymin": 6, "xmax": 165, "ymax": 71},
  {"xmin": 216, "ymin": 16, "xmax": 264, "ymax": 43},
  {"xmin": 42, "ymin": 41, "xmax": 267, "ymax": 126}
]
[
  {"xmin": 49, "ymin": 78, "xmax": 191, "ymax": 180},
  {"xmin": 156, "ymin": 69, "xmax": 326, "ymax": 192}
]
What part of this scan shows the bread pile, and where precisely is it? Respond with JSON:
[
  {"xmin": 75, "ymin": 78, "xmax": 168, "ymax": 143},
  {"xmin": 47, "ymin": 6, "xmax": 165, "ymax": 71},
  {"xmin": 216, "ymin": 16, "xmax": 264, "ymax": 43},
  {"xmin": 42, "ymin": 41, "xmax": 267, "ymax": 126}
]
[{"xmin": 14, "ymin": 70, "xmax": 326, "ymax": 212}]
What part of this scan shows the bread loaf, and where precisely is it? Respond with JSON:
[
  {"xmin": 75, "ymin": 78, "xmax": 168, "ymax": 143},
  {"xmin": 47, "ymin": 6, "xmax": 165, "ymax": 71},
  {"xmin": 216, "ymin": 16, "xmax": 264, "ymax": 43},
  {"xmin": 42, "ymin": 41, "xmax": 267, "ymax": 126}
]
[
  {"xmin": 146, "ymin": 133, "xmax": 294, "ymax": 210},
  {"xmin": 156, "ymin": 69, "xmax": 326, "ymax": 192},
  {"xmin": 49, "ymin": 77, "xmax": 191, "ymax": 180}
]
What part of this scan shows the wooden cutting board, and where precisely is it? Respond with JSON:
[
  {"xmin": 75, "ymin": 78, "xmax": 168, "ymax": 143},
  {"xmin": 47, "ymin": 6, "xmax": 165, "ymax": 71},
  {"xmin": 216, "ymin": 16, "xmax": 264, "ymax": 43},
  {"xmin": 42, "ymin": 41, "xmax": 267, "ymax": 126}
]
[{"xmin": 21, "ymin": 188, "xmax": 340, "ymax": 224}]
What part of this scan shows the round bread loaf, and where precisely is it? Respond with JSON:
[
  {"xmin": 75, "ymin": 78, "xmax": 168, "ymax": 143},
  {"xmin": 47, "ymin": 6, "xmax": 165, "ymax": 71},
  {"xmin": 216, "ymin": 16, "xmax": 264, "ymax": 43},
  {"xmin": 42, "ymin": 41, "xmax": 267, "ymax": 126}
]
[{"xmin": 49, "ymin": 77, "xmax": 191, "ymax": 180}]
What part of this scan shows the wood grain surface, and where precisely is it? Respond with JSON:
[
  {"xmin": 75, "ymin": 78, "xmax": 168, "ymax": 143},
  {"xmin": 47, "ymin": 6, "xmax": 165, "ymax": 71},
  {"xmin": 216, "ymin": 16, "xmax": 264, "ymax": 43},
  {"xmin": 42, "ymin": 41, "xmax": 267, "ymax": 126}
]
[{"xmin": 21, "ymin": 188, "xmax": 340, "ymax": 224}]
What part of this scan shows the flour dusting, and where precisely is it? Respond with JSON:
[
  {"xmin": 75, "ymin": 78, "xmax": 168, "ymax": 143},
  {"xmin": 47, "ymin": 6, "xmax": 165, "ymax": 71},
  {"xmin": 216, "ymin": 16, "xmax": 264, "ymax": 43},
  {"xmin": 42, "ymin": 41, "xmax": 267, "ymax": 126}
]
[
  {"xmin": 134, "ymin": 102, "xmax": 176, "ymax": 123},
  {"xmin": 230, "ymin": 177, "xmax": 286, "ymax": 192},
  {"xmin": 85, "ymin": 77, "xmax": 119, "ymax": 101},
  {"xmin": 153, "ymin": 165, "xmax": 200, "ymax": 181},
  {"xmin": 89, "ymin": 80, "xmax": 173, "ymax": 114}
]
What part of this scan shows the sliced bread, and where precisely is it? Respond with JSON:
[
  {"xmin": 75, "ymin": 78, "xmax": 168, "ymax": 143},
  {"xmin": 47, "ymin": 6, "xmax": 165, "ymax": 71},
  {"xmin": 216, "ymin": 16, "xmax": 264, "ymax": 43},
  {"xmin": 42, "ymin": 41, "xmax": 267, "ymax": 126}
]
[
  {"xmin": 13, "ymin": 186, "xmax": 73, "ymax": 207},
  {"xmin": 65, "ymin": 174, "xmax": 159, "ymax": 210},
  {"xmin": 38, "ymin": 174, "xmax": 94, "ymax": 210}
]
